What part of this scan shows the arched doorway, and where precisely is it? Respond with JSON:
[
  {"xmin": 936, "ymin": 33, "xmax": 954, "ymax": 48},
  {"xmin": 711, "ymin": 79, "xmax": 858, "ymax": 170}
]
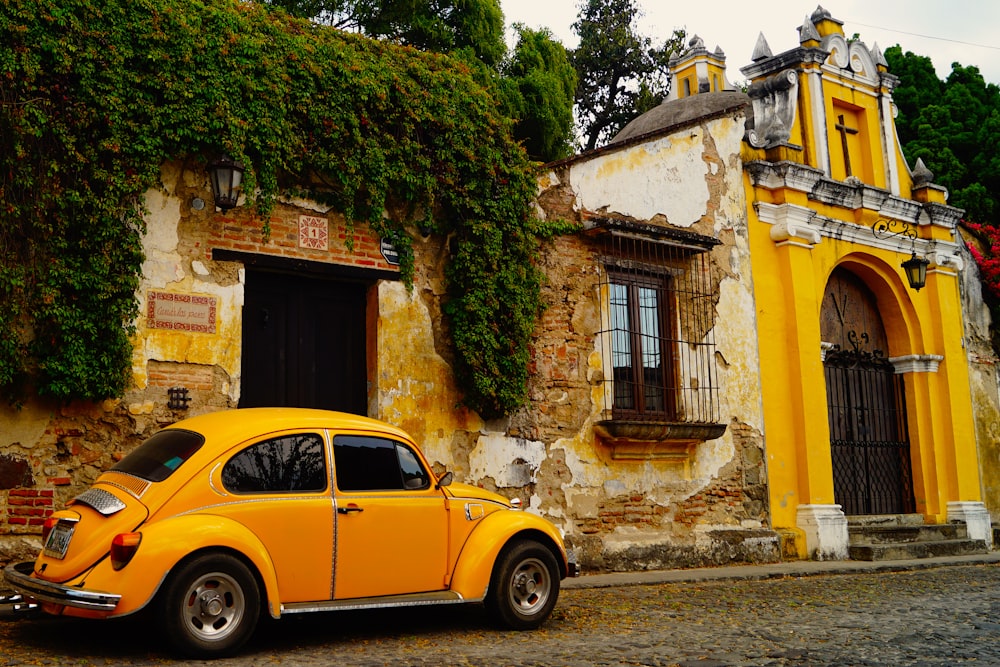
[{"xmin": 821, "ymin": 267, "xmax": 915, "ymax": 515}]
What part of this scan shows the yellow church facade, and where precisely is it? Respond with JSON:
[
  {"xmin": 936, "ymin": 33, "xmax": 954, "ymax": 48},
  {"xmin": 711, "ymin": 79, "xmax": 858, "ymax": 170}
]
[{"xmin": 731, "ymin": 8, "xmax": 988, "ymax": 557}]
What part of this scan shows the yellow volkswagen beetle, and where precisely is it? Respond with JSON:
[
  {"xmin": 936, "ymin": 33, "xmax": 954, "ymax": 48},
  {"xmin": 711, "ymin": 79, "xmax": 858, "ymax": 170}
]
[{"xmin": 4, "ymin": 408, "xmax": 575, "ymax": 657}]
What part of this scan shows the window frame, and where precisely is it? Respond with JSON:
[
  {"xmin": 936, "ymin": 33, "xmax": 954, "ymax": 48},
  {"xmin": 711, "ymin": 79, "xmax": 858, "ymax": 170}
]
[{"xmin": 607, "ymin": 267, "xmax": 679, "ymax": 421}]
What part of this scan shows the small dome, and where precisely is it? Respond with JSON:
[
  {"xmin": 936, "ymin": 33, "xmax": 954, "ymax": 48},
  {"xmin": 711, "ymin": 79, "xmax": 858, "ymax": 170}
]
[{"xmin": 610, "ymin": 91, "xmax": 749, "ymax": 145}]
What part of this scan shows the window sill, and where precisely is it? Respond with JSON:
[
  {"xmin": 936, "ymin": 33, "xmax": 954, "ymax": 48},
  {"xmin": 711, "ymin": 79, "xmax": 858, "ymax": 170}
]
[{"xmin": 594, "ymin": 420, "xmax": 727, "ymax": 461}]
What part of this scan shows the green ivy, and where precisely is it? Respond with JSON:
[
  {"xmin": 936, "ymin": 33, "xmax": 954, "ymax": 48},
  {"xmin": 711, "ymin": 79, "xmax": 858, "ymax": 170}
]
[{"xmin": 0, "ymin": 0, "xmax": 570, "ymax": 416}]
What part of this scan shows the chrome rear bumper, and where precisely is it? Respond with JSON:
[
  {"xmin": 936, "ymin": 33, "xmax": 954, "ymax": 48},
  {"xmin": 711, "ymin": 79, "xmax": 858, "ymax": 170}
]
[{"xmin": 3, "ymin": 561, "xmax": 120, "ymax": 612}]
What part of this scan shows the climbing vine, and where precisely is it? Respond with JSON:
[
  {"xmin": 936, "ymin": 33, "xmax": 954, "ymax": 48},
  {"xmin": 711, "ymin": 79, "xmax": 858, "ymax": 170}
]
[{"xmin": 0, "ymin": 0, "xmax": 565, "ymax": 416}]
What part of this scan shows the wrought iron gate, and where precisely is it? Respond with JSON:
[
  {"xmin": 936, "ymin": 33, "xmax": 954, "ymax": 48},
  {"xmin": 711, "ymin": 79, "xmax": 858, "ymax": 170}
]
[{"xmin": 825, "ymin": 334, "xmax": 915, "ymax": 515}]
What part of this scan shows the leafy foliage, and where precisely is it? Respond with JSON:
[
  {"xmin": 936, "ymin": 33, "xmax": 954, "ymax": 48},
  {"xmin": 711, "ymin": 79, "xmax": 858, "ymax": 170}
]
[
  {"xmin": 0, "ymin": 0, "xmax": 560, "ymax": 416},
  {"xmin": 261, "ymin": 0, "xmax": 576, "ymax": 163},
  {"xmin": 886, "ymin": 46, "xmax": 1000, "ymax": 346},
  {"xmin": 887, "ymin": 46, "xmax": 1000, "ymax": 226},
  {"xmin": 571, "ymin": 0, "xmax": 685, "ymax": 150},
  {"xmin": 262, "ymin": 0, "xmax": 506, "ymax": 66},
  {"xmin": 499, "ymin": 25, "xmax": 578, "ymax": 162}
]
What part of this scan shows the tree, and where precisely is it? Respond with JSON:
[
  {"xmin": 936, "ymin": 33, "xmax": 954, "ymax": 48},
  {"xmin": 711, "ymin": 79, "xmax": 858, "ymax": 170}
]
[
  {"xmin": 571, "ymin": 0, "xmax": 685, "ymax": 151},
  {"xmin": 499, "ymin": 25, "xmax": 577, "ymax": 162},
  {"xmin": 264, "ymin": 0, "xmax": 506, "ymax": 67},
  {"xmin": 886, "ymin": 47, "xmax": 1000, "ymax": 228}
]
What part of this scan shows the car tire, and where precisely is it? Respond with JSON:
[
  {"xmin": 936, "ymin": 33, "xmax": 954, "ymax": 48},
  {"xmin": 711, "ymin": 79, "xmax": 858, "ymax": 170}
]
[
  {"xmin": 159, "ymin": 553, "xmax": 261, "ymax": 658},
  {"xmin": 485, "ymin": 539, "xmax": 560, "ymax": 630}
]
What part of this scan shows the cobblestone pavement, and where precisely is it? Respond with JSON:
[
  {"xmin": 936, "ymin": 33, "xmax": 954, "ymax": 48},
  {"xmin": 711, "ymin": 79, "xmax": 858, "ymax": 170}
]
[{"xmin": 2, "ymin": 563, "xmax": 1000, "ymax": 666}]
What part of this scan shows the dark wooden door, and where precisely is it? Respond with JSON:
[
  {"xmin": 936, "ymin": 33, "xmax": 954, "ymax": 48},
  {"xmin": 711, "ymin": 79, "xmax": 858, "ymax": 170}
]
[
  {"xmin": 821, "ymin": 269, "xmax": 915, "ymax": 515},
  {"xmin": 241, "ymin": 271, "xmax": 367, "ymax": 414}
]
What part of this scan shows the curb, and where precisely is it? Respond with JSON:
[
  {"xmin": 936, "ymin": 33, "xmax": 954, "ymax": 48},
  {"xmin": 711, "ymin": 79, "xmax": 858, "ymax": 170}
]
[{"xmin": 562, "ymin": 552, "xmax": 1000, "ymax": 589}]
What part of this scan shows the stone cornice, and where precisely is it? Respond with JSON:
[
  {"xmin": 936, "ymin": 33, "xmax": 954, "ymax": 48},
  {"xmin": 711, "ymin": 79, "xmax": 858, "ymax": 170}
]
[
  {"xmin": 747, "ymin": 160, "xmax": 963, "ymax": 233},
  {"xmin": 741, "ymin": 47, "xmax": 828, "ymax": 80},
  {"xmin": 755, "ymin": 201, "xmax": 965, "ymax": 270}
]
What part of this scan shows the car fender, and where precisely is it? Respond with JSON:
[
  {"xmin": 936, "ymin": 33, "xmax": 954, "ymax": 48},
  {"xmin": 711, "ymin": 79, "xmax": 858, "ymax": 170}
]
[
  {"xmin": 82, "ymin": 513, "xmax": 281, "ymax": 619},
  {"xmin": 448, "ymin": 510, "xmax": 567, "ymax": 600}
]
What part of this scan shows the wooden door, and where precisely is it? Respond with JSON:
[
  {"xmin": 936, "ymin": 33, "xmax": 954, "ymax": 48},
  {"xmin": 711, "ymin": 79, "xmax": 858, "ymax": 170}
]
[{"xmin": 241, "ymin": 271, "xmax": 367, "ymax": 414}]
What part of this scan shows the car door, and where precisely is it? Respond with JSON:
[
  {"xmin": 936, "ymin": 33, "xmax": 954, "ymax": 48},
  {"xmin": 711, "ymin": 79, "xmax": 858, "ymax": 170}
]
[
  {"xmin": 214, "ymin": 431, "xmax": 336, "ymax": 603},
  {"xmin": 331, "ymin": 433, "xmax": 449, "ymax": 599}
]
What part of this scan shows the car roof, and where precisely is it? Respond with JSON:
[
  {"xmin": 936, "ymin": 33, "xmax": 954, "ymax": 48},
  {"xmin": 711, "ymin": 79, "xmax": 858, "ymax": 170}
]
[{"xmin": 164, "ymin": 407, "xmax": 415, "ymax": 445}]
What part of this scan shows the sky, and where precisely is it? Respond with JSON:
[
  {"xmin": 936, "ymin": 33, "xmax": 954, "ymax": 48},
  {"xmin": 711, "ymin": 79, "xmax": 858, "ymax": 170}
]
[{"xmin": 499, "ymin": 0, "xmax": 1000, "ymax": 85}]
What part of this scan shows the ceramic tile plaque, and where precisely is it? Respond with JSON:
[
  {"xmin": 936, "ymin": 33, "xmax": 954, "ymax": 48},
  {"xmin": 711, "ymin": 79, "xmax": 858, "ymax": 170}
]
[
  {"xmin": 299, "ymin": 215, "xmax": 329, "ymax": 250},
  {"xmin": 147, "ymin": 291, "xmax": 217, "ymax": 334}
]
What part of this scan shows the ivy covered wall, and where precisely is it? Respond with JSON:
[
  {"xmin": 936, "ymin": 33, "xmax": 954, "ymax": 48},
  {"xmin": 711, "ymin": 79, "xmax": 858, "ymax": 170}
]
[{"xmin": 0, "ymin": 0, "xmax": 565, "ymax": 416}]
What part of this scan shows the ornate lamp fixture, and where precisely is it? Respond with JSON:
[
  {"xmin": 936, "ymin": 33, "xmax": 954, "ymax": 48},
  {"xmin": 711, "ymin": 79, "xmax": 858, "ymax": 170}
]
[
  {"xmin": 901, "ymin": 252, "xmax": 930, "ymax": 291},
  {"xmin": 208, "ymin": 155, "xmax": 244, "ymax": 211},
  {"xmin": 872, "ymin": 219, "xmax": 928, "ymax": 292}
]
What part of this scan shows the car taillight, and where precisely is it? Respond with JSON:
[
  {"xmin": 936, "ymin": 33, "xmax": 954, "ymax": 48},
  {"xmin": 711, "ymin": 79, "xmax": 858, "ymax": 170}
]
[
  {"xmin": 41, "ymin": 516, "xmax": 60, "ymax": 543},
  {"xmin": 110, "ymin": 532, "xmax": 142, "ymax": 570}
]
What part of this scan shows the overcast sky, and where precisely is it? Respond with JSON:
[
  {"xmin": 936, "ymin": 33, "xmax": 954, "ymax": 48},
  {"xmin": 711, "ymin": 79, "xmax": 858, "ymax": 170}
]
[{"xmin": 499, "ymin": 1, "xmax": 1000, "ymax": 85}]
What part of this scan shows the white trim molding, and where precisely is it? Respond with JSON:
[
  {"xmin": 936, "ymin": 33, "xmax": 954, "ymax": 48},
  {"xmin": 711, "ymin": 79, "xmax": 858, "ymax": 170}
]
[
  {"xmin": 796, "ymin": 504, "xmax": 849, "ymax": 560},
  {"xmin": 947, "ymin": 501, "xmax": 993, "ymax": 546},
  {"xmin": 890, "ymin": 354, "xmax": 944, "ymax": 374}
]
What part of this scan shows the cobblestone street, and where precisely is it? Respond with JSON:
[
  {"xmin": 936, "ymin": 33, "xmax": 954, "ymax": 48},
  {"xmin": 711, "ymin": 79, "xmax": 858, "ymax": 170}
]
[{"xmin": 2, "ymin": 561, "xmax": 1000, "ymax": 666}]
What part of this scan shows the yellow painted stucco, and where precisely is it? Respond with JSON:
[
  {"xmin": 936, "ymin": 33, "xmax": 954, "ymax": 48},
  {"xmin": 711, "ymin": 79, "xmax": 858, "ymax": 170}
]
[{"xmin": 741, "ymin": 16, "xmax": 983, "ymax": 557}]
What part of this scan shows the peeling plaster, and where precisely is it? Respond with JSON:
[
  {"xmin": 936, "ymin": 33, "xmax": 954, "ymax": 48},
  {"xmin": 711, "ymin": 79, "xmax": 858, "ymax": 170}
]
[
  {"xmin": 568, "ymin": 134, "xmax": 710, "ymax": 224},
  {"xmin": 714, "ymin": 277, "xmax": 765, "ymax": 434},
  {"xmin": 375, "ymin": 281, "xmax": 481, "ymax": 469},
  {"xmin": 469, "ymin": 433, "xmax": 546, "ymax": 488}
]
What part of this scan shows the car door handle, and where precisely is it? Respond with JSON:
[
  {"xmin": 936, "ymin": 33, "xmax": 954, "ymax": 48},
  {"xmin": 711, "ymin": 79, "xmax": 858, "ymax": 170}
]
[{"xmin": 337, "ymin": 504, "xmax": 363, "ymax": 514}]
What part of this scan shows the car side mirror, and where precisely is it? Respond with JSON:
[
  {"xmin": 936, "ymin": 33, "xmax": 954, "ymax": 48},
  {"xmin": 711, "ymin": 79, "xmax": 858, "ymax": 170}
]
[{"xmin": 435, "ymin": 471, "xmax": 453, "ymax": 489}]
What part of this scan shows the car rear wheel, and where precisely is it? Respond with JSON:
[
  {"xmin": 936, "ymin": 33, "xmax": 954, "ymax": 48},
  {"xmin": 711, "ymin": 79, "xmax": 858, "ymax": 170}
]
[
  {"xmin": 485, "ymin": 539, "xmax": 560, "ymax": 630},
  {"xmin": 159, "ymin": 553, "xmax": 260, "ymax": 658}
]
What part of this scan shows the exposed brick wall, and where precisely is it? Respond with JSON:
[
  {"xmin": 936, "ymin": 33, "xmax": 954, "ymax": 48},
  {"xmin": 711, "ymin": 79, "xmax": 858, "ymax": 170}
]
[
  {"xmin": 202, "ymin": 208, "xmax": 398, "ymax": 273},
  {"xmin": 147, "ymin": 361, "xmax": 214, "ymax": 391},
  {"xmin": 4, "ymin": 487, "xmax": 56, "ymax": 531}
]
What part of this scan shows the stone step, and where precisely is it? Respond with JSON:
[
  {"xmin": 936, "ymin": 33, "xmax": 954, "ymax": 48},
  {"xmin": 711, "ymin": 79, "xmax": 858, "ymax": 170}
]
[
  {"xmin": 849, "ymin": 538, "xmax": 990, "ymax": 561},
  {"xmin": 846, "ymin": 513, "xmax": 926, "ymax": 528},
  {"xmin": 848, "ymin": 523, "xmax": 968, "ymax": 545}
]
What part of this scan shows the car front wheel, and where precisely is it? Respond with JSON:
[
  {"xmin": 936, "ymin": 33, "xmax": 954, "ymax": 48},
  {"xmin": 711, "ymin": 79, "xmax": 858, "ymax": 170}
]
[
  {"xmin": 159, "ymin": 553, "xmax": 261, "ymax": 658},
  {"xmin": 485, "ymin": 539, "xmax": 560, "ymax": 630}
]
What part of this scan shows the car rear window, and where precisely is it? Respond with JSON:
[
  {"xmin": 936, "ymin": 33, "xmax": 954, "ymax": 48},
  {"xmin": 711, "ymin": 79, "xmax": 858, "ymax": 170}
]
[{"xmin": 111, "ymin": 429, "xmax": 206, "ymax": 482}]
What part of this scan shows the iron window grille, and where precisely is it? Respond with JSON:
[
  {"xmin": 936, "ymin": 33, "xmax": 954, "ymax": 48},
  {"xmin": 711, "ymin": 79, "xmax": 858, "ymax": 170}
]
[{"xmin": 594, "ymin": 220, "xmax": 721, "ymax": 427}]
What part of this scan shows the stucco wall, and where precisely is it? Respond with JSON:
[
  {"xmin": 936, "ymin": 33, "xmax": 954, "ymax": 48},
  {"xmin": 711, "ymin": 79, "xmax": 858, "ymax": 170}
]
[
  {"xmin": 959, "ymin": 230, "xmax": 1000, "ymax": 531},
  {"xmin": 1, "ymin": 110, "xmax": 778, "ymax": 571}
]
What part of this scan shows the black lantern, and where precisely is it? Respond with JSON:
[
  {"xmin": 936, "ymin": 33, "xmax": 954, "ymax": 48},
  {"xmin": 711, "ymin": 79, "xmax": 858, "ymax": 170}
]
[
  {"xmin": 901, "ymin": 251, "xmax": 930, "ymax": 292},
  {"xmin": 208, "ymin": 156, "xmax": 244, "ymax": 211}
]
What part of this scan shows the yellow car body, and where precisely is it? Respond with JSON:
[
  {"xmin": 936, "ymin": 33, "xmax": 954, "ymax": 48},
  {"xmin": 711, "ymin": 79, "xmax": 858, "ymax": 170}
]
[{"xmin": 4, "ymin": 408, "xmax": 574, "ymax": 657}]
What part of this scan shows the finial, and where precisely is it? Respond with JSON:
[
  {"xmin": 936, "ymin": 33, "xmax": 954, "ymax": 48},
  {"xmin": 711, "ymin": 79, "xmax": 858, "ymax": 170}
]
[
  {"xmin": 912, "ymin": 158, "xmax": 934, "ymax": 187},
  {"xmin": 751, "ymin": 33, "xmax": 772, "ymax": 61},
  {"xmin": 798, "ymin": 17, "xmax": 821, "ymax": 44},
  {"xmin": 811, "ymin": 5, "xmax": 832, "ymax": 22}
]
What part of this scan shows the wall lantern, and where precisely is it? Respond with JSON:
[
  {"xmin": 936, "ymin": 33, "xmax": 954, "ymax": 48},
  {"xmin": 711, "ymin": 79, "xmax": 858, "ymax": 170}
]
[
  {"xmin": 901, "ymin": 252, "xmax": 930, "ymax": 292},
  {"xmin": 872, "ymin": 219, "xmax": 929, "ymax": 292},
  {"xmin": 208, "ymin": 155, "xmax": 244, "ymax": 211}
]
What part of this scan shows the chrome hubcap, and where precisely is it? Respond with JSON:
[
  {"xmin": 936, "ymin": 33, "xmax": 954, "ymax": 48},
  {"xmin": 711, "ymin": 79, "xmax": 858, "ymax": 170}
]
[
  {"xmin": 182, "ymin": 572, "xmax": 245, "ymax": 641},
  {"xmin": 508, "ymin": 557, "xmax": 549, "ymax": 615},
  {"xmin": 199, "ymin": 591, "xmax": 225, "ymax": 617}
]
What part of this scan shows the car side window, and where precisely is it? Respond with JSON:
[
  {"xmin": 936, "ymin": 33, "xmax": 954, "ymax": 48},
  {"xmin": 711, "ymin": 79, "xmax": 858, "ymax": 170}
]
[
  {"xmin": 222, "ymin": 433, "xmax": 327, "ymax": 493},
  {"xmin": 333, "ymin": 435, "xmax": 430, "ymax": 491}
]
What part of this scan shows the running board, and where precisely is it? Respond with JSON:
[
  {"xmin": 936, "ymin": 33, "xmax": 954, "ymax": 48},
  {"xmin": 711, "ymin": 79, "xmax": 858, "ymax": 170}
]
[{"xmin": 281, "ymin": 589, "xmax": 476, "ymax": 615}]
